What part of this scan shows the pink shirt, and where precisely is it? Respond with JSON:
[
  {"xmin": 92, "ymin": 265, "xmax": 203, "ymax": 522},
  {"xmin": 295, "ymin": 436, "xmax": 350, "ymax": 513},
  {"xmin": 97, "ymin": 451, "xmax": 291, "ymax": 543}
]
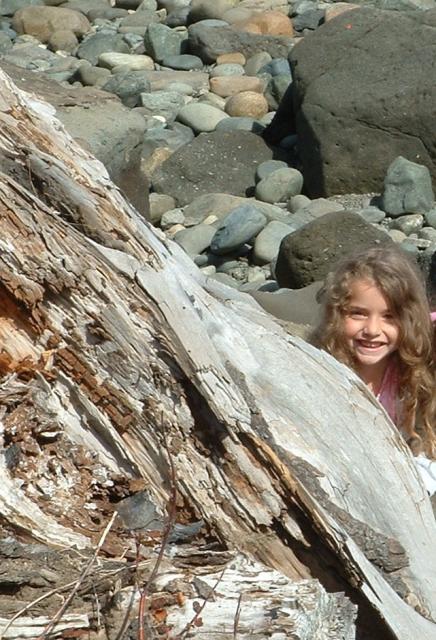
[{"xmin": 377, "ymin": 311, "xmax": 436, "ymax": 425}]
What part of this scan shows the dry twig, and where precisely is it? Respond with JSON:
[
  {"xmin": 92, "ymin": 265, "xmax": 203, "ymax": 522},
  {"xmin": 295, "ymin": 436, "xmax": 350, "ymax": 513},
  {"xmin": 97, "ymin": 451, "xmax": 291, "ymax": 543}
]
[
  {"xmin": 233, "ymin": 594, "xmax": 242, "ymax": 639},
  {"xmin": 175, "ymin": 568, "xmax": 226, "ymax": 640},
  {"xmin": 35, "ymin": 511, "xmax": 117, "ymax": 639}
]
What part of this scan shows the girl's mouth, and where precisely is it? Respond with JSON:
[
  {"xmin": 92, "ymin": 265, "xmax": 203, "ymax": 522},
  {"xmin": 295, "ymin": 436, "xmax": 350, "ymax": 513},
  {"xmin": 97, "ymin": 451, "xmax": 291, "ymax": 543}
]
[{"xmin": 356, "ymin": 340, "xmax": 386, "ymax": 350}]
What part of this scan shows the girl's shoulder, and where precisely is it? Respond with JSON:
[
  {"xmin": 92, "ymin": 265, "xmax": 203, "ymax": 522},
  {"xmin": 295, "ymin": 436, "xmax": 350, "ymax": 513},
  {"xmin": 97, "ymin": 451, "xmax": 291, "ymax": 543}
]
[{"xmin": 431, "ymin": 311, "xmax": 436, "ymax": 322}]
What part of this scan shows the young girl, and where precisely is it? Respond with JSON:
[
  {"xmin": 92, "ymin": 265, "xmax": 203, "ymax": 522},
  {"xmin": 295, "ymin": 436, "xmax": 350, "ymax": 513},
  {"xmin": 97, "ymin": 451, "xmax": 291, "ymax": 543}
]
[{"xmin": 311, "ymin": 245, "xmax": 436, "ymax": 493}]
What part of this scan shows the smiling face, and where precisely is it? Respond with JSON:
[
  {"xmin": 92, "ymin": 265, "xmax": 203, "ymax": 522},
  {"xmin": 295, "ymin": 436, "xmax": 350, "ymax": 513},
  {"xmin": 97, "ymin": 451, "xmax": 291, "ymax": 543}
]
[{"xmin": 343, "ymin": 279, "xmax": 400, "ymax": 387}]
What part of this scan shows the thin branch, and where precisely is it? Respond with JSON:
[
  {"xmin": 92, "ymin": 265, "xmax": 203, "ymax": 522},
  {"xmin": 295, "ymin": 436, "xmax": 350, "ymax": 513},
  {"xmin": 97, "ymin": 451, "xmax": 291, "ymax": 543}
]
[
  {"xmin": 0, "ymin": 580, "xmax": 77, "ymax": 637},
  {"xmin": 233, "ymin": 594, "xmax": 242, "ymax": 639},
  {"xmin": 175, "ymin": 568, "xmax": 226, "ymax": 640},
  {"xmin": 35, "ymin": 511, "xmax": 117, "ymax": 640}
]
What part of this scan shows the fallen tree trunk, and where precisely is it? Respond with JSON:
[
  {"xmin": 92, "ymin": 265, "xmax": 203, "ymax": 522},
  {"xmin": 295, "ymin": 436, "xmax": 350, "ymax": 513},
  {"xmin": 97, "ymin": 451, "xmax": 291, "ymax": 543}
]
[{"xmin": 0, "ymin": 67, "xmax": 435, "ymax": 640}]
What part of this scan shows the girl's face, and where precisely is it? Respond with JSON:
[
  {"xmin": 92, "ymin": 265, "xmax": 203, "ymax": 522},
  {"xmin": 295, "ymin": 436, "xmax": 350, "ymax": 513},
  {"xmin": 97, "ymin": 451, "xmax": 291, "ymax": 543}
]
[{"xmin": 343, "ymin": 279, "xmax": 400, "ymax": 378}]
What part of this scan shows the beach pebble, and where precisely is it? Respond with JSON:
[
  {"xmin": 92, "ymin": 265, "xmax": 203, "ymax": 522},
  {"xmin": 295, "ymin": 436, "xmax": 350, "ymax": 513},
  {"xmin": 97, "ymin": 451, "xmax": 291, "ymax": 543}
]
[
  {"xmin": 255, "ymin": 168, "xmax": 304, "ymax": 204},
  {"xmin": 210, "ymin": 204, "xmax": 267, "ymax": 255},
  {"xmin": 177, "ymin": 102, "xmax": 229, "ymax": 133},
  {"xmin": 225, "ymin": 91, "xmax": 269, "ymax": 118}
]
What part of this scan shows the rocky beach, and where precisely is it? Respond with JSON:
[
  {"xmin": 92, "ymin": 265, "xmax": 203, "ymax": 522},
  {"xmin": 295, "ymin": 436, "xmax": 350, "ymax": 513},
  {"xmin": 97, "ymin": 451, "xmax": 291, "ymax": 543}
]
[
  {"xmin": 1, "ymin": 4, "xmax": 436, "ymax": 637},
  {"xmin": 1, "ymin": 0, "xmax": 436, "ymax": 321}
]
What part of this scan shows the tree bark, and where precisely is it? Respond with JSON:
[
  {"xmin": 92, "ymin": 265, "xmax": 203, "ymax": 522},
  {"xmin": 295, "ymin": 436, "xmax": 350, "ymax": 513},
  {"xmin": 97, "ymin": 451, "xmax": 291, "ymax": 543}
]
[{"xmin": 0, "ymin": 67, "xmax": 435, "ymax": 640}]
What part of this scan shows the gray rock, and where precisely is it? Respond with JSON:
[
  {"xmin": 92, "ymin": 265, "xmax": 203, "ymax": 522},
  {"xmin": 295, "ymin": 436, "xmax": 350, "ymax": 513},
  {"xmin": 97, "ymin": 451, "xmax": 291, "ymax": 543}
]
[
  {"xmin": 142, "ymin": 121, "xmax": 194, "ymax": 156},
  {"xmin": 119, "ymin": 9, "xmax": 159, "ymax": 29},
  {"xmin": 183, "ymin": 193, "xmax": 290, "ymax": 227},
  {"xmin": 2, "ymin": 42, "xmax": 60, "ymax": 70},
  {"xmin": 275, "ymin": 210, "xmax": 392, "ymax": 288},
  {"xmin": 1, "ymin": 0, "xmax": 43, "ymax": 16},
  {"xmin": 161, "ymin": 53, "xmax": 203, "ymax": 70},
  {"xmin": 209, "ymin": 63, "xmax": 245, "ymax": 77},
  {"xmin": 87, "ymin": 7, "xmax": 128, "ymax": 21},
  {"xmin": 144, "ymin": 22, "xmax": 187, "ymax": 62},
  {"xmin": 98, "ymin": 51, "xmax": 154, "ymax": 70},
  {"xmin": 165, "ymin": 6, "xmax": 190, "ymax": 27},
  {"xmin": 259, "ymin": 57, "xmax": 291, "ymax": 76},
  {"xmin": 210, "ymin": 272, "xmax": 240, "ymax": 288},
  {"xmin": 174, "ymin": 223, "xmax": 216, "ymax": 255},
  {"xmin": 0, "ymin": 32, "xmax": 13, "ymax": 53},
  {"xmin": 253, "ymin": 220, "xmax": 293, "ymax": 265},
  {"xmin": 381, "ymin": 156, "xmax": 434, "ymax": 216},
  {"xmin": 418, "ymin": 227, "xmax": 436, "ymax": 242},
  {"xmin": 152, "ymin": 131, "xmax": 275, "ymax": 206},
  {"xmin": 244, "ymin": 51, "xmax": 272, "ymax": 76},
  {"xmin": 140, "ymin": 90, "xmax": 186, "ymax": 123},
  {"xmin": 270, "ymin": 8, "xmax": 436, "ymax": 196},
  {"xmin": 389, "ymin": 213, "xmax": 424, "ymax": 235},
  {"xmin": 288, "ymin": 194, "xmax": 311, "ymax": 212},
  {"xmin": 425, "ymin": 208, "xmax": 436, "ymax": 229},
  {"xmin": 388, "ymin": 228, "xmax": 407, "ymax": 244},
  {"xmin": 102, "ymin": 69, "xmax": 151, "ymax": 107},
  {"xmin": 292, "ymin": 9, "xmax": 324, "ymax": 32},
  {"xmin": 249, "ymin": 281, "xmax": 323, "ymax": 325},
  {"xmin": 165, "ymin": 81, "xmax": 194, "ymax": 95},
  {"xmin": 358, "ymin": 206, "xmax": 386, "ymax": 224},
  {"xmin": 255, "ymin": 159, "xmax": 288, "ymax": 183},
  {"xmin": 210, "ymin": 204, "xmax": 267, "ymax": 255},
  {"xmin": 160, "ymin": 207, "xmax": 185, "ymax": 229},
  {"xmin": 215, "ymin": 117, "xmax": 264, "ymax": 134},
  {"xmin": 77, "ymin": 63, "xmax": 111, "ymax": 87},
  {"xmin": 255, "ymin": 168, "xmax": 303, "ymax": 203},
  {"xmin": 295, "ymin": 197, "xmax": 345, "ymax": 220},
  {"xmin": 148, "ymin": 194, "xmax": 176, "ymax": 225},
  {"xmin": 188, "ymin": 0, "xmax": 235, "ymax": 22},
  {"xmin": 77, "ymin": 32, "xmax": 129, "ymax": 65},
  {"xmin": 188, "ymin": 22, "xmax": 293, "ymax": 64},
  {"xmin": 265, "ymin": 73, "xmax": 292, "ymax": 110},
  {"xmin": 177, "ymin": 102, "xmax": 228, "ymax": 133}
]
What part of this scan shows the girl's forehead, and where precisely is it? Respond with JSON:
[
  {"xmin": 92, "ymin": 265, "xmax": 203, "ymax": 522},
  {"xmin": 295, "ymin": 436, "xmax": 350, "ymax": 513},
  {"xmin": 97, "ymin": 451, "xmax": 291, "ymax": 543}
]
[{"xmin": 347, "ymin": 277, "xmax": 395, "ymax": 308}]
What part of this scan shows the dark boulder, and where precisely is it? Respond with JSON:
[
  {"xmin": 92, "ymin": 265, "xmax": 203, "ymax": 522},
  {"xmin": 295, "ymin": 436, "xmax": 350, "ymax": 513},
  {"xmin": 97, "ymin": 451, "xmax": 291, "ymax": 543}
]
[
  {"xmin": 275, "ymin": 210, "xmax": 392, "ymax": 288},
  {"xmin": 268, "ymin": 8, "xmax": 436, "ymax": 197}
]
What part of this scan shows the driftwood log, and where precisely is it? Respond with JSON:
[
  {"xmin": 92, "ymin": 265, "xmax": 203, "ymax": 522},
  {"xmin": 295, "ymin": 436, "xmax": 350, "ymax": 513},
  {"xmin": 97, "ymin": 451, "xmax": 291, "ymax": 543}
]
[{"xmin": 0, "ymin": 67, "xmax": 435, "ymax": 640}]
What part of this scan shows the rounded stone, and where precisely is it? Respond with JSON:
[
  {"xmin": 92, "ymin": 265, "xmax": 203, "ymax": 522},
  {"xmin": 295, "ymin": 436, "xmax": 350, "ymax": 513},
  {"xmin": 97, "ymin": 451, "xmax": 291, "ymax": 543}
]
[
  {"xmin": 236, "ymin": 10, "xmax": 294, "ymax": 36},
  {"xmin": 210, "ymin": 75, "xmax": 264, "ymax": 98},
  {"xmin": 47, "ymin": 29, "xmax": 78, "ymax": 53},
  {"xmin": 210, "ymin": 203, "xmax": 267, "ymax": 255},
  {"xmin": 102, "ymin": 70, "xmax": 151, "ymax": 107},
  {"xmin": 288, "ymin": 193, "xmax": 311, "ymax": 213},
  {"xmin": 210, "ymin": 63, "xmax": 245, "ymax": 78},
  {"xmin": 225, "ymin": 91, "xmax": 268, "ymax": 119},
  {"xmin": 256, "ymin": 160, "xmax": 289, "ymax": 183},
  {"xmin": 253, "ymin": 220, "xmax": 293, "ymax": 265},
  {"xmin": 255, "ymin": 168, "xmax": 304, "ymax": 204},
  {"xmin": 216, "ymin": 51, "xmax": 246, "ymax": 65},
  {"xmin": 215, "ymin": 117, "xmax": 264, "ymax": 134},
  {"xmin": 98, "ymin": 52, "xmax": 154, "ymax": 70},
  {"xmin": 177, "ymin": 102, "xmax": 228, "ymax": 133},
  {"xmin": 12, "ymin": 5, "xmax": 90, "ymax": 42},
  {"xmin": 161, "ymin": 53, "xmax": 203, "ymax": 70},
  {"xmin": 149, "ymin": 193, "xmax": 177, "ymax": 225},
  {"xmin": 389, "ymin": 213, "xmax": 424, "ymax": 235},
  {"xmin": 244, "ymin": 51, "xmax": 272, "ymax": 76},
  {"xmin": 174, "ymin": 224, "xmax": 216, "ymax": 256}
]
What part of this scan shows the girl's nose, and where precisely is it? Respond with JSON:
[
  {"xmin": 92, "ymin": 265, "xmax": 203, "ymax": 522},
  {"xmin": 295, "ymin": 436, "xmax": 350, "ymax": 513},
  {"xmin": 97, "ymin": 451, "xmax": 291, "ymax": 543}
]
[{"xmin": 363, "ymin": 315, "xmax": 381, "ymax": 336}]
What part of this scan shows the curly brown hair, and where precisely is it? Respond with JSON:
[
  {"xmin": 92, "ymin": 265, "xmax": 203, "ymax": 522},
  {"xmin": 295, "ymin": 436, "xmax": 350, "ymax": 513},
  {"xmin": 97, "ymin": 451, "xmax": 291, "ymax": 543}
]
[{"xmin": 311, "ymin": 244, "xmax": 436, "ymax": 456}]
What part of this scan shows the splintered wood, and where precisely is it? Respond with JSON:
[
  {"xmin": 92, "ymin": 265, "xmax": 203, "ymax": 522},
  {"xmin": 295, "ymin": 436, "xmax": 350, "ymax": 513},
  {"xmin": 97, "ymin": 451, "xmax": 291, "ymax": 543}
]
[{"xmin": 0, "ymin": 67, "xmax": 435, "ymax": 640}]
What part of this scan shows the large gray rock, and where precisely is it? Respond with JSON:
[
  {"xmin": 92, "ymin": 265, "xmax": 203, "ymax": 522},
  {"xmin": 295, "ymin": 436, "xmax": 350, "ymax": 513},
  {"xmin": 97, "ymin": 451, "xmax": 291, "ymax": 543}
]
[
  {"xmin": 270, "ymin": 8, "xmax": 436, "ymax": 197},
  {"xmin": 275, "ymin": 211, "xmax": 392, "ymax": 288},
  {"xmin": 0, "ymin": 62, "xmax": 149, "ymax": 218},
  {"xmin": 152, "ymin": 131, "xmax": 276, "ymax": 206},
  {"xmin": 381, "ymin": 156, "xmax": 434, "ymax": 216},
  {"xmin": 187, "ymin": 22, "xmax": 293, "ymax": 64}
]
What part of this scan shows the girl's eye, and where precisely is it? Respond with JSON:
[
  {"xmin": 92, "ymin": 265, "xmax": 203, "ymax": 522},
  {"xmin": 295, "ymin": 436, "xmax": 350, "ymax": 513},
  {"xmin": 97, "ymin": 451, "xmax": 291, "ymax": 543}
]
[{"xmin": 348, "ymin": 311, "xmax": 366, "ymax": 319}]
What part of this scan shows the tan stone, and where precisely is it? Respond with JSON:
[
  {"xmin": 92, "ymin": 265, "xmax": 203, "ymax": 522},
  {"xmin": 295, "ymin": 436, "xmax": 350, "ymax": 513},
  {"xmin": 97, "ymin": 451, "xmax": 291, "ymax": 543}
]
[
  {"xmin": 225, "ymin": 91, "xmax": 269, "ymax": 118},
  {"xmin": 235, "ymin": 10, "xmax": 294, "ymax": 36},
  {"xmin": 216, "ymin": 52, "xmax": 247, "ymax": 66},
  {"xmin": 141, "ymin": 147, "xmax": 172, "ymax": 178},
  {"xmin": 210, "ymin": 75, "xmax": 265, "ymax": 98},
  {"xmin": 324, "ymin": 3, "xmax": 360, "ymax": 22},
  {"xmin": 12, "ymin": 6, "xmax": 90, "ymax": 43}
]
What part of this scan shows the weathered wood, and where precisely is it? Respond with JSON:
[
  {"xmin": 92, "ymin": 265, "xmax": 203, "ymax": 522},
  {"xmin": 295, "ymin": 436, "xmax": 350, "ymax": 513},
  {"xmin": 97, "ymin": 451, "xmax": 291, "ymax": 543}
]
[{"xmin": 0, "ymin": 67, "xmax": 435, "ymax": 640}]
